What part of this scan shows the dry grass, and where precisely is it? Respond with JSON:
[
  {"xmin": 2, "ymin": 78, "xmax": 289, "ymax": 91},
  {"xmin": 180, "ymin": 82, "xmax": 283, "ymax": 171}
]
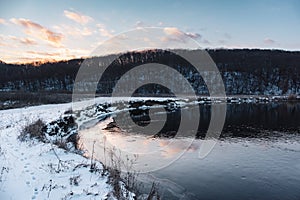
[
  {"xmin": 0, "ymin": 145, "xmax": 9, "ymax": 189},
  {"xmin": 53, "ymin": 140, "xmax": 69, "ymax": 150},
  {"xmin": 101, "ymin": 144, "xmax": 160, "ymax": 199},
  {"xmin": 18, "ymin": 119, "xmax": 46, "ymax": 142},
  {"xmin": 18, "ymin": 117, "xmax": 80, "ymax": 152}
]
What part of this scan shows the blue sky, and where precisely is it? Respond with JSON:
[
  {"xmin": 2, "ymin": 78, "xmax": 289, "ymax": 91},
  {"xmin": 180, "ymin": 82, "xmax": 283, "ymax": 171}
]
[{"xmin": 0, "ymin": 0, "xmax": 299, "ymax": 63}]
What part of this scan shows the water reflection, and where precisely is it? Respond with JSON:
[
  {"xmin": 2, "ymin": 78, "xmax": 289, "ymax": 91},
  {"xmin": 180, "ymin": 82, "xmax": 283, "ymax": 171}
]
[
  {"xmin": 109, "ymin": 102, "xmax": 300, "ymax": 138},
  {"xmin": 79, "ymin": 101, "xmax": 300, "ymax": 199},
  {"xmin": 79, "ymin": 117, "xmax": 200, "ymax": 172}
]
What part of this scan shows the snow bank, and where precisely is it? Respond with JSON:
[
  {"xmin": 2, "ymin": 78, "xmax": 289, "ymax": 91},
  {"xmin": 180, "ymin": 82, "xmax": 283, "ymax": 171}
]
[{"xmin": 0, "ymin": 103, "xmax": 134, "ymax": 200}]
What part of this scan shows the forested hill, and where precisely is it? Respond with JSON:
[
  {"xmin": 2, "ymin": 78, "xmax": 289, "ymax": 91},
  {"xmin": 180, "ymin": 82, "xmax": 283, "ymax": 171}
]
[{"xmin": 0, "ymin": 49, "xmax": 300, "ymax": 96}]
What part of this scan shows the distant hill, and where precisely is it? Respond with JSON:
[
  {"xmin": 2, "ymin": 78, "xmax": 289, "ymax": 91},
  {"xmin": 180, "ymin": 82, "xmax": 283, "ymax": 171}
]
[{"xmin": 0, "ymin": 49, "xmax": 300, "ymax": 96}]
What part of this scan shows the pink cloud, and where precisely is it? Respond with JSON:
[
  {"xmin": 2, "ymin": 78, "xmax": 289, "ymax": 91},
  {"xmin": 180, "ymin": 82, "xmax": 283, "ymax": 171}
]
[
  {"xmin": 162, "ymin": 27, "xmax": 202, "ymax": 43},
  {"xmin": 26, "ymin": 51, "xmax": 61, "ymax": 56},
  {"xmin": 9, "ymin": 36, "xmax": 37, "ymax": 45},
  {"xmin": 0, "ymin": 18, "xmax": 6, "ymax": 25},
  {"xmin": 53, "ymin": 25, "xmax": 94, "ymax": 37},
  {"xmin": 10, "ymin": 18, "xmax": 63, "ymax": 47},
  {"xmin": 20, "ymin": 38, "xmax": 37, "ymax": 45},
  {"xmin": 64, "ymin": 10, "xmax": 93, "ymax": 25}
]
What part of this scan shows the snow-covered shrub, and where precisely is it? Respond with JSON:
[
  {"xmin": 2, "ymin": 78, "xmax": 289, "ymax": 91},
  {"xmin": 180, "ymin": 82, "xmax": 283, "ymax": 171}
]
[
  {"xmin": 18, "ymin": 114, "xmax": 79, "ymax": 152},
  {"xmin": 42, "ymin": 114, "xmax": 79, "ymax": 152}
]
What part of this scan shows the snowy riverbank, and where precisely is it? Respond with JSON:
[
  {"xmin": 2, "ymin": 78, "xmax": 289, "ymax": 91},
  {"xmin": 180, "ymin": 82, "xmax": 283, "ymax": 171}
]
[{"xmin": 0, "ymin": 103, "xmax": 134, "ymax": 200}]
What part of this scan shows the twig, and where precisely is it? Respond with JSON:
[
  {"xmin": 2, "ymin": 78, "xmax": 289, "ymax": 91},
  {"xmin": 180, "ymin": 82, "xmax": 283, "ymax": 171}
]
[{"xmin": 90, "ymin": 141, "xmax": 96, "ymax": 172}]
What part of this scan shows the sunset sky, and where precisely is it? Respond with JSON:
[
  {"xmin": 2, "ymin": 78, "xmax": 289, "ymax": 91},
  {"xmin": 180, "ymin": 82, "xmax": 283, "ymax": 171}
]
[{"xmin": 0, "ymin": 0, "xmax": 299, "ymax": 63}]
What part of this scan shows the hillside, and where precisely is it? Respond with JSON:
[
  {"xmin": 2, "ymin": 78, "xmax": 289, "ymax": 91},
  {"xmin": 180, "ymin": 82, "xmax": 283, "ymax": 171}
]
[{"xmin": 0, "ymin": 49, "xmax": 299, "ymax": 97}]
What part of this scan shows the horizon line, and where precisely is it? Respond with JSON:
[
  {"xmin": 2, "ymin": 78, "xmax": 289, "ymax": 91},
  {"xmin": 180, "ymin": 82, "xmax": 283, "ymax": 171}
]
[{"xmin": 2, "ymin": 47, "xmax": 300, "ymax": 65}]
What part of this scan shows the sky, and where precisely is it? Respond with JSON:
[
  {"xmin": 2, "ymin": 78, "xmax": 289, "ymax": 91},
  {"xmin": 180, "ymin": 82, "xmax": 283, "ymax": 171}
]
[{"xmin": 0, "ymin": 0, "xmax": 299, "ymax": 63}]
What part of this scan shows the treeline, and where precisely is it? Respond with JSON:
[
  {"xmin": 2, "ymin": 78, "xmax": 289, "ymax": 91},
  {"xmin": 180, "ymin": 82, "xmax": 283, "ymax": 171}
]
[{"xmin": 0, "ymin": 49, "xmax": 300, "ymax": 95}]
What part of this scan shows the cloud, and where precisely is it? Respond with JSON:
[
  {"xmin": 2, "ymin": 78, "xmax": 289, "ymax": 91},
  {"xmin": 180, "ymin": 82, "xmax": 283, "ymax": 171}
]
[
  {"xmin": 3, "ymin": 47, "xmax": 91, "ymax": 64},
  {"xmin": 10, "ymin": 18, "xmax": 43, "ymax": 29},
  {"xmin": 99, "ymin": 28, "xmax": 113, "ymax": 37},
  {"xmin": 185, "ymin": 32, "xmax": 201, "ymax": 39},
  {"xmin": 135, "ymin": 20, "xmax": 146, "ymax": 28},
  {"xmin": 53, "ymin": 24, "xmax": 94, "ymax": 37},
  {"xmin": 20, "ymin": 38, "xmax": 37, "ymax": 45},
  {"xmin": 0, "ymin": 18, "xmax": 6, "ymax": 25},
  {"xmin": 163, "ymin": 27, "xmax": 183, "ymax": 37},
  {"xmin": 264, "ymin": 38, "xmax": 276, "ymax": 45},
  {"xmin": 10, "ymin": 18, "xmax": 63, "ymax": 47},
  {"xmin": 0, "ymin": 35, "xmax": 5, "ymax": 46},
  {"xmin": 162, "ymin": 27, "xmax": 202, "ymax": 43},
  {"xmin": 12, "ymin": 57, "xmax": 58, "ymax": 64},
  {"xmin": 26, "ymin": 51, "xmax": 61, "ymax": 56},
  {"xmin": 81, "ymin": 27, "xmax": 93, "ymax": 36},
  {"xmin": 96, "ymin": 24, "xmax": 113, "ymax": 38},
  {"xmin": 9, "ymin": 36, "xmax": 37, "ymax": 45},
  {"xmin": 157, "ymin": 22, "xmax": 163, "ymax": 26},
  {"xmin": 64, "ymin": 10, "xmax": 93, "ymax": 25},
  {"xmin": 64, "ymin": 48, "xmax": 90, "ymax": 56}
]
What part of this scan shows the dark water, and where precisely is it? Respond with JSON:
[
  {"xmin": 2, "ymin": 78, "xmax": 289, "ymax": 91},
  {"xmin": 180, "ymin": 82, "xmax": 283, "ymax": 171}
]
[
  {"xmin": 80, "ymin": 101, "xmax": 300, "ymax": 200},
  {"xmin": 124, "ymin": 101, "xmax": 300, "ymax": 137}
]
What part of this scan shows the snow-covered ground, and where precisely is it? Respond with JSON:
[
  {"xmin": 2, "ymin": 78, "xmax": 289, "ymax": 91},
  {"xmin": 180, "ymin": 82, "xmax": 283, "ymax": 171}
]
[
  {"xmin": 0, "ymin": 103, "xmax": 132, "ymax": 200},
  {"xmin": 0, "ymin": 97, "xmax": 188, "ymax": 199}
]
